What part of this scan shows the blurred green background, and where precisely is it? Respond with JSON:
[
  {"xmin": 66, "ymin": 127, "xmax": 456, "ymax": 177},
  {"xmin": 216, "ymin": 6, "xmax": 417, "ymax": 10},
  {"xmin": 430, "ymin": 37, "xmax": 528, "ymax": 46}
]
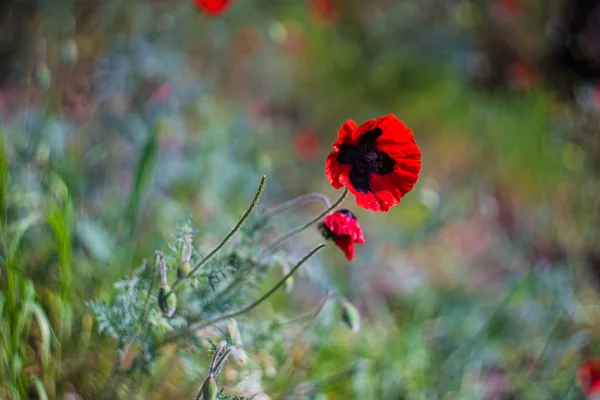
[{"xmin": 2, "ymin": 0, "xmax": 600, "ymax": 399}]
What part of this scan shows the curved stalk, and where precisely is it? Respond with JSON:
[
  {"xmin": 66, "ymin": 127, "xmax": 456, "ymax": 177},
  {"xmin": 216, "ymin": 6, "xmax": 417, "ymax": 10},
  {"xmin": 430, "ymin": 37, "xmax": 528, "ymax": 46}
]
[
  {"xmin": 262, "ymin": 193, "xmax": 332, "ymax": 219},
  {"xmin": 171, "ymin": 175, "xmax": 266, "ymax": 290},
  {"xmin": 263, "ymin": 187, "xmax": 348, "ymax": 253}
]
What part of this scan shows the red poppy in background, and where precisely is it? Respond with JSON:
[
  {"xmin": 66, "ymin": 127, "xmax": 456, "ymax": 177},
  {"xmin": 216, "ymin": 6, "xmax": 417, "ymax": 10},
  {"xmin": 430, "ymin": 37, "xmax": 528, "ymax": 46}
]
[
  {"xmin": 193, "ymin": 0, "xmax": 233, "ymax": 15},
  {"xmin": 578, "ymin": 358, "xmax": 600, "ymax": 398},
  {"xmin": 309, "ymin": 0, "xmax": 340, "ymax": 25},
  {"xmin": 294, "ymin": 131, "xmax": 321, "ymax": 161},
  {"xmin": 498, "ymin": 0, "xmax": 521, "ymax": 16},
  {"xmin": 325, "ymin": 114, "xmax": 421, "ymax": 212},
  {"xmin": 507, "ymin": 61, "xmax": 539, "ymax": 91},
  {"xmin": 319, "ymin": 209, "xmax": 364, "ymax": 260}
]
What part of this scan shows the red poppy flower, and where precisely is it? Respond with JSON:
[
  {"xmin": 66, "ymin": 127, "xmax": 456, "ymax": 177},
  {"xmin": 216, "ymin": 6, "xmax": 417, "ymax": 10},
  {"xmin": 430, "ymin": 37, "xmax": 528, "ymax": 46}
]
[
  {"xmin": 319, "ymin": 209, "xmax": 365, "ymax": 261},
  {"xmin": 325, "ymin": 114, "xmax": 421, "ymax": 212},
  {"xmin": 192, "ymin": 0, "xmax": 233, "ymax": 15},
  {"xmin": 578, "ymin": 358, "xmax": 600, "ymax": 398}
]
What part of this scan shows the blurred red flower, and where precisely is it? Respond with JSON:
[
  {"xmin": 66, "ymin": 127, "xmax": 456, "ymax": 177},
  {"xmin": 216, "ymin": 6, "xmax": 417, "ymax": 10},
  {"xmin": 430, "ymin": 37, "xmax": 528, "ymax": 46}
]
[
  {"xmin": 577, "ymin": 358, "xmax": 600, "ymax": 398},
  {"xmin": 309, "ymin": 0, "xmax": 340, "ymax": 25},
  {"xmin": 192, "ymin": 0, "xmax": 233, "ymax": 15},
  {"xmin": 498, "ymin": 0, "xmax": 521, "ymax": 16},
  {"xmin": 319, "ymin": 209, "xmax": 364, "ymax": 260},
  {"xmin": 507, "ymin": 61, "xmax": 539, "ymax": 91},
  {"xmin": 294, "ymin": 131, "xmax": 321, "ymax": 161},
  {"xmin": 325, "ymin": 114, "xmax": 421, "ymax": 212}
]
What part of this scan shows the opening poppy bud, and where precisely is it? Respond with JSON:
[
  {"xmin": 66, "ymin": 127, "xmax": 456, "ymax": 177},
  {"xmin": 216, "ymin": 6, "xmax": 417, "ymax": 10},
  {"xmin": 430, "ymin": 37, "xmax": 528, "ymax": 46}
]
[
  {"xmin": 177, "ymin": 261, "xmax": 191, "ymax": 279},
  {"xmin": 201, "ymin": 374, "xmax": 218, "ymax": 400},
  {"xmin": 340, "ymin": 299, "xmax": 360, "ymax": 333},
  {"xmin": 158, "ymin": 285, "xmax": 177, "ymax": 317},
  {"xmin": 35, "ymin": 64, "xmax": 52, "ymax": 91},
  {"xmin": 318, "ymin": 209, "xmax": 364, "ymax": 261}
]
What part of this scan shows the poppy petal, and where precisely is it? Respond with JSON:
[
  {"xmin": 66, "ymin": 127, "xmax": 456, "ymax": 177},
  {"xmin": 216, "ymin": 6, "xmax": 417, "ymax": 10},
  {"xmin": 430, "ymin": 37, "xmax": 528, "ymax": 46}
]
[
  {"xmin": 374, "ymin": 115, "xmax": 421, "ymax": 159},
  {"xmin": 325, "ymin": 152, "xmax": 352, "ymax": 189},
  {"xmin": 351, "ymin": 118, "xmax": 379, "ymax": 142},
  {"xmin": 325, "ymin": 212, "xmax": 364, "ymax": 243},
  {"xmin": 333, "ymin": 236, "xmax": 354, "ymax": 260},
  {"xmin": 371, "ymin": 168, "xmax": 419, "ymax": 198},
  {"xmin": 193, "ymin": 0, "xmax": 233, "ymax": 14},
  {"xmin": 332, "ymin": 120, "xmax": 359, "ymax": 147},
  {"xmin": 349, "ymin": 186, "xmax": 384, "ymax": 212}
]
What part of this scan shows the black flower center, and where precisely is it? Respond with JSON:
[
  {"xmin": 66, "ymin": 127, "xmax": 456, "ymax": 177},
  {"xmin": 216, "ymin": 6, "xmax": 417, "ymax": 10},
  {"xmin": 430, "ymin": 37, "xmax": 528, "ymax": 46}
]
[
  {"xmin": 337, "ymin": 127, "xmax": 395, "ymax": 193},
  {"xmin": 337, "ymin": 209, "xmax": 357, "ymax": 219},
  {"xmin": 318, "ymin": 222, "xmax": 335, "ymax": 240}
]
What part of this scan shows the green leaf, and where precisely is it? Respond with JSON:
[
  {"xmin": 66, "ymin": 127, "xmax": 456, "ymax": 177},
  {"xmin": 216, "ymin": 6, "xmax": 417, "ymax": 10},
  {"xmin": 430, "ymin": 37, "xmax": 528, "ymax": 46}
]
[
  {"xmin": 126, "ymin": 127, "xmax": 158, "ymax": 236},
  {"xmin": 8, "ymin": 212, "xmax": 42, "ymax": 263},
  {"xmin": 30, "ymin": 377, "xmax": 48, "ymax": 400},
  {"xmin": 30, "ymin": 302, "xmax": 51, "ymax": 371}
]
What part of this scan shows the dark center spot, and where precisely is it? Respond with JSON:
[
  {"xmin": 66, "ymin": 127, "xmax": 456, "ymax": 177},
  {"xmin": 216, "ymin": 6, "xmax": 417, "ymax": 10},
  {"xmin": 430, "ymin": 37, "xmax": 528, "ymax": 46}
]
[{"xmin": 337, "ymin": 127, "xmax": 395, "ymax": 193}]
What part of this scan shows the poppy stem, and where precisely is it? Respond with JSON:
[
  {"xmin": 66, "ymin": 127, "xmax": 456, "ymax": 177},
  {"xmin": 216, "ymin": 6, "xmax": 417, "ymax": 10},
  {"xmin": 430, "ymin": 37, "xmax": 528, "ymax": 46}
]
[
  {"xmin": 262, "ymin": 193, "xmax": 332, "ymax": 219},
  {"xmin": 282, "ymin": 290, "xmax": 332, "ymax": 325},
  {"xmin": 263, "ymin": 187, "xmax": 348, "ymax": 253},
  {"xmin": 190, "ymin": 243, "xmax": 325, "ymax": 332},
  {"xmin": 170, "ymin": 175, "xmax": 266, "ymax": 291}
]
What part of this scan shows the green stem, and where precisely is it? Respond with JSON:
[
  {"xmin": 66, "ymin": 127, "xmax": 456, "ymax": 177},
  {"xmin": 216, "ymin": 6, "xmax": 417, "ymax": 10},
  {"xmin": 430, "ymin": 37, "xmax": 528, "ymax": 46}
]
[
  {"xmin": 170, "ymin": 175, "xmax": 266, "ymax": 291},
  {"xmin": 263, "ymin": 187, "xmax": 348, "ymax": 253},
  {"xmin": 285, "ymin": 363, "xmax": 363, "ymax": 397},
  {"xmin": 282, "ymin": 291, "xmax": 332, "ymax": 325},
  {"xmin": 190, "ymin": 243, "xmax": 325, "ymax": 332},
  {"xmin": 139, "ymin": 257, "xmax": 160, "ymax": 326}
]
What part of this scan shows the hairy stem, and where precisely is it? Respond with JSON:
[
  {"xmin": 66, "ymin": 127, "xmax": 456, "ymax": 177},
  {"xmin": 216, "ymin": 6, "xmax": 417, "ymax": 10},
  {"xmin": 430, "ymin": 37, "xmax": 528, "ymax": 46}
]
[
  {"xmin": 141, "ymin": 257, "xmax": 160, "ymax": 325},
  {"xmin": 262, "ymin": 193, "xmax": 332, "ymax": 219},
  {"xmin": 283, "ymin": 291, "xmax": 332, "ymax": 325},
  {"xmin": 263, "ymin": 187, "xmax": 348, "ymax": 253},
  {"xmin": 171, "ymin": 175, "xmax": 266, "ymax": 290},
  {"xmin": 190, "ymin": 243, "xmax": 325, "ymax": 331}
]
